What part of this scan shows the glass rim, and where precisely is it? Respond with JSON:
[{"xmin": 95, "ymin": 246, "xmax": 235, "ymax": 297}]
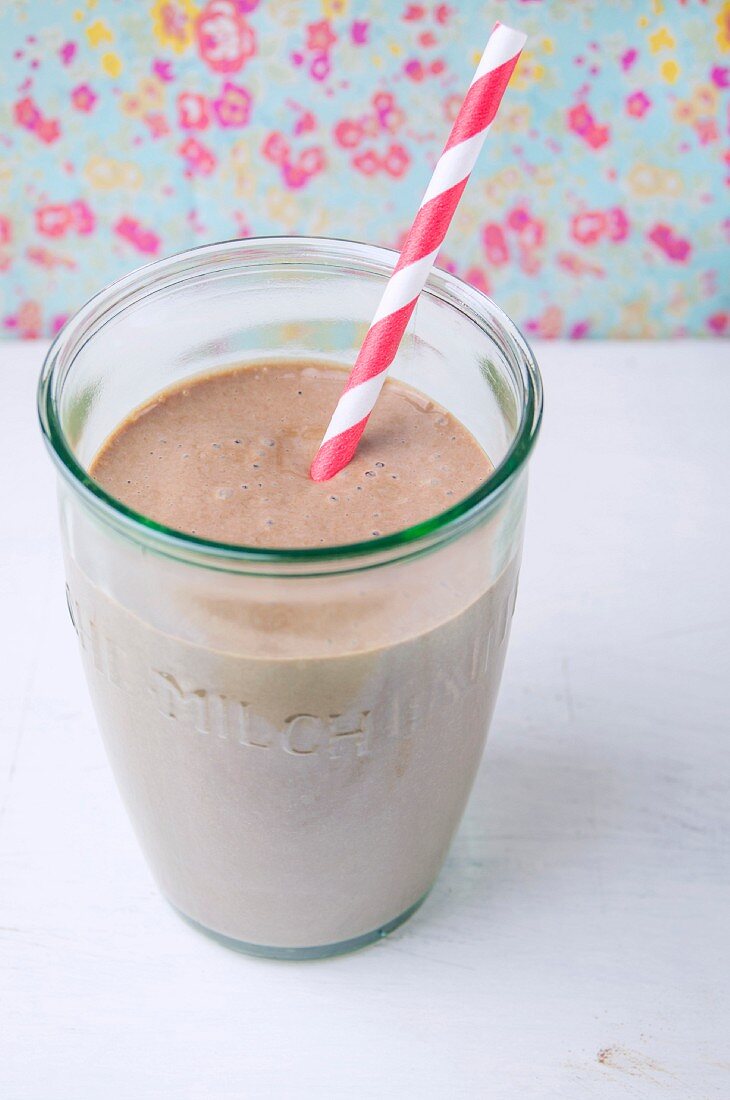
[{"xmin": 38, "ymin": 235, "xmax": 542, "ymax": 570}]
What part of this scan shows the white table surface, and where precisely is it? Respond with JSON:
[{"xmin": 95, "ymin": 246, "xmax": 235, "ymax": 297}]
[{"xmin": 0, "ymin": 338, "xmax": 727, "ymax": 1099}]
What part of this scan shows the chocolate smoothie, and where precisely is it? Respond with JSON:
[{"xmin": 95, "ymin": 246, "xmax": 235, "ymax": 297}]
[
  {"xmin": 70, "ymin": 360, "xmax": 520, "ymax": 952},
  {"xmin": 90, "ymin": 360, "xmax": 492, "ymax": 547}
]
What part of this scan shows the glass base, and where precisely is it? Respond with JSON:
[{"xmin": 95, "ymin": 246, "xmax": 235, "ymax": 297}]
[{"xmin": 173, "ymin": 893, "xmax": 428, "ymax": 960}]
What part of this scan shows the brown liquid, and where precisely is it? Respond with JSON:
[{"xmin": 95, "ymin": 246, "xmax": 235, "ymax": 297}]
[
  {"xmin": 75, "ymin": 358, "xmax": 518, "ymax": 951},
  {"xmin": 90, "ymin": 361, "xmax": 492, "ymax": 548}
]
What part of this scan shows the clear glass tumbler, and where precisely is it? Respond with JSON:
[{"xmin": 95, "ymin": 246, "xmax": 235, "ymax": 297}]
[{"xmin": 38, "ymin": 237, "xmax": 542, "ymax": 958}]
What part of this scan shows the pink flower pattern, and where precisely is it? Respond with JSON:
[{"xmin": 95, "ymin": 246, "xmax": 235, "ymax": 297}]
[
  {"xmin": 71, "ymin": 84, "xmax": 98, "ymax": 112},
  {"xmin": 196, "ymin": 1, "xmax": 256, "ymax": 74},
  {"xmin": 212, "ymin": 81, "xmax": 252, "ymax": 128},
  {"xmin": 0, "ymin": 1, "xmax": 726, "ymax": 337}
]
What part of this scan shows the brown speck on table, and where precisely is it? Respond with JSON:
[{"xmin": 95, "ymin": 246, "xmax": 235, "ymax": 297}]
[{"xmin": 596, "ymin": 1046, "xmax": 675, "ymax": 1084}]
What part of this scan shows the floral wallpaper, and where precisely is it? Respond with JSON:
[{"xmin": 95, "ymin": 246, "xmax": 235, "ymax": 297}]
[{"xmin": 0, "ymin": 0, "xmax": 727, "ymax": 339}]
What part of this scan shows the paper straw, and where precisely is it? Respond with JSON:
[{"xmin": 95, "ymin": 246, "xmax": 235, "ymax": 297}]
[{"xmin": 310, "ymin": 22, "xmax": 527, "ymax": 482}]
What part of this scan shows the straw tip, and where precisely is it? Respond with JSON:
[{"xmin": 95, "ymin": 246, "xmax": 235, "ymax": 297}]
[
  {"xmin": 309, "ymin": 455, "xmax": 334, "ymax": 482},
  {"xmin": 493, "ymin": 21, "xmax": 528, "ymax": 50}
]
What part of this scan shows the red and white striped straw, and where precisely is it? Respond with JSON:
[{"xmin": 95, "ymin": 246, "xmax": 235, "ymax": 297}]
[{"xmin": 310, "ymin": 21, "xmax": 526, "ymax": 482}]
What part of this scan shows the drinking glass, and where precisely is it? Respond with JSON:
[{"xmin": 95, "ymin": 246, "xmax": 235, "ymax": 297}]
[{"xmin": 38, "ymin": 237, "xmax": 542, "ymax": 958}]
